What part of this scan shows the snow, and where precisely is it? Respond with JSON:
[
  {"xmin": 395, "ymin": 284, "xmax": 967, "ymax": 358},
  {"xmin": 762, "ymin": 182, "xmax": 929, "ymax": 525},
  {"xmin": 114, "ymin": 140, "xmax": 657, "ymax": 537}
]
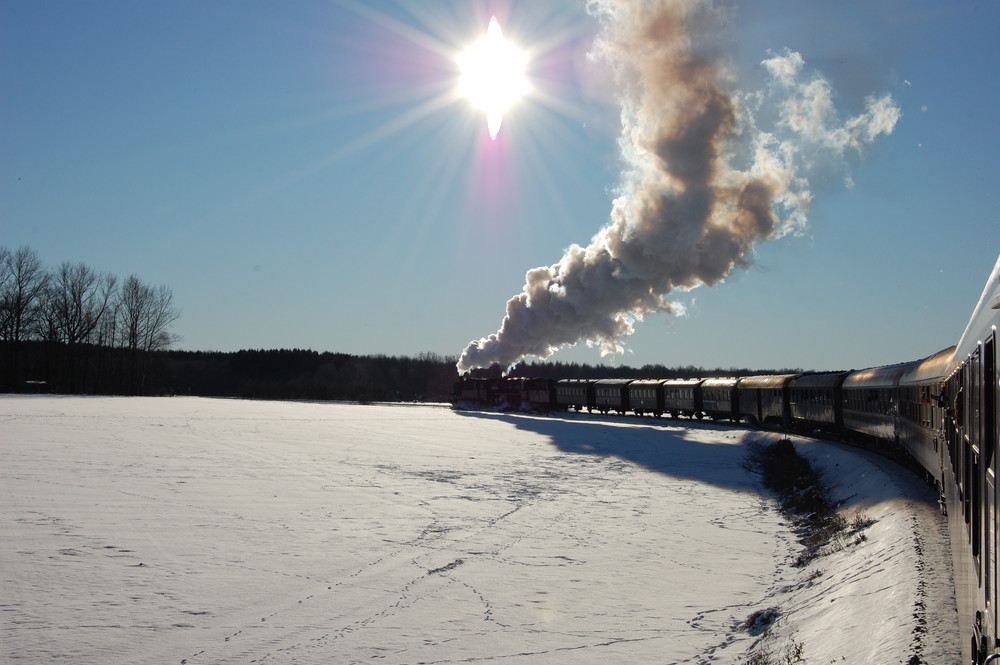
[{"xmin": 1, "ymin": 396, "xmax": 959, "ymax": 664}]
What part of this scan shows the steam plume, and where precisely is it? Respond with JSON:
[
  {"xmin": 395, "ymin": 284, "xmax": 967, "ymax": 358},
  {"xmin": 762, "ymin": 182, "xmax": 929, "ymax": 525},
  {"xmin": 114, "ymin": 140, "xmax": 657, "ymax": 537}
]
[{"xmin": 457, "ymin": 0, "xmax": 899, "ymax": 373}]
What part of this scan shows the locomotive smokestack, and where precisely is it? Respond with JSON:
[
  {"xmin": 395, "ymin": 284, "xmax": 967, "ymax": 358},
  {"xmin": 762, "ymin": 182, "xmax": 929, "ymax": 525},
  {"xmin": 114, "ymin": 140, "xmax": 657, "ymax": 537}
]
[{"xmin": 457, "ymin": 0, "xmax": 899, "ymax": 374}]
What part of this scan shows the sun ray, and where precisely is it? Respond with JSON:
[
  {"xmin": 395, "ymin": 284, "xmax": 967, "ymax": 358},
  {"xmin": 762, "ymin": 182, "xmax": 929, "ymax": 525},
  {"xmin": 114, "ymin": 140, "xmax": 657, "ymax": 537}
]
[
  {"xmin": 296, "ymin": 2, "xmax": 615, "ymax": 233},
  {"xmin": 334, "ymin": 0, "xmax": 460, "ymax": 61}
]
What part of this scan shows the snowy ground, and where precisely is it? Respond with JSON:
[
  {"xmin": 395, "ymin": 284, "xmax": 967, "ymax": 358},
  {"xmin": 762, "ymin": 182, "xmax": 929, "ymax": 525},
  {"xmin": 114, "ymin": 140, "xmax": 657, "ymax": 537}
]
[{"xmin": 1, "ymin": 396, "xmax": 959, "ymax": 664}]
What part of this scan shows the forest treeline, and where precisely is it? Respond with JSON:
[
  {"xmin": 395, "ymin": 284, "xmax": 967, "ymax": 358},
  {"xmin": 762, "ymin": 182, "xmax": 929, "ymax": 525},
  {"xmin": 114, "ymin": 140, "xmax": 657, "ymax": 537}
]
[
  {"xmin": 1, "ymin": 245, "xmax": 180, "ymax": 394},
  {"xmin": 5, "ymin": 338, "xmax": 802, "ymax": 403},
  {"xmin": 163, "ymin": 349, "xmax": 460, "ymax": 402},
  {"xmin": 2, "ymin": 245, "xmax": 802, "ymax": 401}
]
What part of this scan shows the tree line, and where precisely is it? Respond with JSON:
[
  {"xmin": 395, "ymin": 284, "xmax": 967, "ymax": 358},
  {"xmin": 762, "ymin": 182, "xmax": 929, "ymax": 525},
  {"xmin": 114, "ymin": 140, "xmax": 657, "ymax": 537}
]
[
  {"xmin": 1, "ymin": 245, "xmax": 180, "ymax": 394},
  {"xmin": 161, "ymin": 349, "xmax": 461, "ymax": 402},
  {"xmin": 2, "ymin": 244, "xmax": 802, "ymax": 400}
]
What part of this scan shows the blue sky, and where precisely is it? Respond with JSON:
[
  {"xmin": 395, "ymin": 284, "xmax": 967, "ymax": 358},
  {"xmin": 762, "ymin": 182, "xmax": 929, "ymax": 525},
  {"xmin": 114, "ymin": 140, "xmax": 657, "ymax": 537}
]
[{"xmin": 2, "ymin": 1, "xmax": 997, "ymax": 372}]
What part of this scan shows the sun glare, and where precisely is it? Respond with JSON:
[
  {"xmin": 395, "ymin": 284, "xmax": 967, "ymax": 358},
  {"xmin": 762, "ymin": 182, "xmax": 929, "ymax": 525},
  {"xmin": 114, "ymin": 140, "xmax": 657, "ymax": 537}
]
[{"xmin": 456, "ymin": 17, "xmax": 530, "ymax": 140}]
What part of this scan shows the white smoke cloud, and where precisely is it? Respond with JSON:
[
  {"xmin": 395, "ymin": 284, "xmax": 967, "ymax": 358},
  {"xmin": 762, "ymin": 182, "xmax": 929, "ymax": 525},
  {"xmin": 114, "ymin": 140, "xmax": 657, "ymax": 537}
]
[
  {"xmin": 763, "ymin": 47, "xmax": 901, "ymax": 158},
  {"xmin": 457, "ymin": 0, "xmax": 899, "ymax": 374}
]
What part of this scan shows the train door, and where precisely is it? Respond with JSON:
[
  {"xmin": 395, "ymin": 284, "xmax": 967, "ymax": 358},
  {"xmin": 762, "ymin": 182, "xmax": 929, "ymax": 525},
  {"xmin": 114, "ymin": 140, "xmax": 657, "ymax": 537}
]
[
  {"xmin": 969, "ymin": 350, "xmax": 982, "ymax": 565},
  {"xmin": 949, "ymin": 373, "xmax": 961, "ymax": 496},
  {"xmin": 957, "ymin": 365, "xmax": 971, "ymax": 527},
  {"xmin": 984, "ymin": 333, "xmax": 998, "ymax": 643}
]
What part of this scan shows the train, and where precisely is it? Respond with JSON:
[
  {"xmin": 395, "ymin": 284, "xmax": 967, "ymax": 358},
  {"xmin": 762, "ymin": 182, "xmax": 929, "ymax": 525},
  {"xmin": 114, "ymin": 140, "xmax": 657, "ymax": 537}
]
[{"xmin": 453, "ymin": 254, "xmax": 1000, "ymax": 664}]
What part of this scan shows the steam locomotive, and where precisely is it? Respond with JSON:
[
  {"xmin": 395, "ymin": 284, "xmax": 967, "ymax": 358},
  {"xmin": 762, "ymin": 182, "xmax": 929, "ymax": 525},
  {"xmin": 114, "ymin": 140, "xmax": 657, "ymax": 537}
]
[{"xmin": 453, "ymin": 254, "xmax": 1000, "ymax": 664}]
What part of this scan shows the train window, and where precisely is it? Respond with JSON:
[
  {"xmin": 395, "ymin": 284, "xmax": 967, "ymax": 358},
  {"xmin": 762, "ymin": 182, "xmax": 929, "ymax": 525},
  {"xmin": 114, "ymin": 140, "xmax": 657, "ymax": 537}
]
[
  {"xmin": 984, "ymin": 334, "xmax": 998, "ymax": 622},
  {"xmin": 985, "ymin": 334, "xmax": 997, "ymax": 471},
  {"xmin": 988, "ymin": 453, "xmax": 997, "ymax": 614},
  {"xmin": 953, "ymin": 369, "xmax": 967, "ymax": 505},
  {"xmin": 974, "ymin": 350, "xmax": 982, "ymax": 431},
  {"xmin": 965, "ymin": 438, "xmax": 972, "ymax": 523},
  {"xmin": 973, "ymin": 447, "xmax": 982, "ymax": 558}
]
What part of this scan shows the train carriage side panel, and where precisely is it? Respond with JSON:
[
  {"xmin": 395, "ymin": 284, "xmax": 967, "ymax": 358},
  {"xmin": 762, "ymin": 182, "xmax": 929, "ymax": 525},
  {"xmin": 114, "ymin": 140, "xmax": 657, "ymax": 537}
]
[
  {"xmin": 453, "ymin": 377, "xmax": 494, "ymax": 405},
  {"xmin": 525, "ymin": 378, "xmax": 558, "ymax": 411},
  {"xmin": 555, "ymin": 379, "xmax": 595, "ymax": 412},
  {"xmin": 944, "ymin": 253, "xmax": 1000, "ymax": 665},
  {"xmin": 737, "ymin": 375, "xmax": 796, "ymax": 425},
  {"xmin": 788, "ymin": 372, "xmax": 848, "ymax": 432},
  {"xmin": 702, "ymin": 377, "xmax": 739, "ymax": 422},
  {"xmin": 737, "ymin": 377, "xmax": 761, "ymax": 424},
  {"xmin": 594, "ymin": 379, "xmax": 633, "ymax": 415},
  {"xmin": 897, "ymin": 346, "xmax": 955, "ymax": 485},
  {"xmin": 662, "ymin": 378, "xmax": 704, "ymax": 419},
  {"xmin": 842, "ymin": 363, "xmax": 911, "ymax": 445},
  {"xmin": 629, "ymin": 379, "xmax": 665, "ymax": 417}
]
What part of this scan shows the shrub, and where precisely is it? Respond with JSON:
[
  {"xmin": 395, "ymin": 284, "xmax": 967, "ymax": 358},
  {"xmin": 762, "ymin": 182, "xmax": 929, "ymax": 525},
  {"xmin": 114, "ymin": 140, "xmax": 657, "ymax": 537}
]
[
  {"xmin": 743, "ymin": 438, "xmax": 858, "ymax": 566},
  {"xmin": 740, "ymin": 607, "xmax": 781, "ymax": 636}
]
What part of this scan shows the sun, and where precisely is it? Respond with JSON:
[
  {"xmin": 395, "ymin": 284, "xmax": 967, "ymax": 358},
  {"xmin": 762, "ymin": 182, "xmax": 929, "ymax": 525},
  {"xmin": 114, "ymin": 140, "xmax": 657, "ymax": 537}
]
[{"xmin": 456, "ymin": 17, "xmax": 530, "ymax": 140}]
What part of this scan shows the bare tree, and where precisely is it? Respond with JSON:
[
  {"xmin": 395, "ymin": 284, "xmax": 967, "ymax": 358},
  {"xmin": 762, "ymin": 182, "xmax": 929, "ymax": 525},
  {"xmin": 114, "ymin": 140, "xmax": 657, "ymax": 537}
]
[
  {"xmin": 48, "ymin": 262, "xmax": 116, "ymax": 345},
  {"xmin": 0, "ymin": 246, "xmax": 49, "ymax": 389},
  {"xmin": 0, "ymin": 246, "xmax": 48, "ymax": 342},
  {"xmin": 0, "ymin": 246, "xmax": 9, "ymax": 332},
  {"xmin": 146, "ymin": 284, "xmax": 181, "ymax": 352},
  {"xmin": 116, "ymin": 275, "xmax": 181, "ymax": 393},
  {"xmin": 43, "ymin": 261, "xmax": 117, "ymax": 391}
]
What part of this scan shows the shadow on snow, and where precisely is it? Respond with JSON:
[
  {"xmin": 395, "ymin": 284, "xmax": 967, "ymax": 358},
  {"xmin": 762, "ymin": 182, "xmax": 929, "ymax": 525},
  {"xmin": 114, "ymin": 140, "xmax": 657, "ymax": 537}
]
[{"xmin": 454, "ymin": 409, "xmax": 778, "ymax": 493}]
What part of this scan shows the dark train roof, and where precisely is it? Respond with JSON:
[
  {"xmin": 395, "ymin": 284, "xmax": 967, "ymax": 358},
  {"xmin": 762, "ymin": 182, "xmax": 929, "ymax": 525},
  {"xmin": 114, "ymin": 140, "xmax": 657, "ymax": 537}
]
[
  {"xmin": 628, "ymin": 379, "xmax": 664, "ymax": 387},
  {"xmin": 737, "ymin": 374, "xmax": 797, "ymax": 389},
  {"xmin": 788, "ymin": 372, "xmax": 848, "ymax": 390}
]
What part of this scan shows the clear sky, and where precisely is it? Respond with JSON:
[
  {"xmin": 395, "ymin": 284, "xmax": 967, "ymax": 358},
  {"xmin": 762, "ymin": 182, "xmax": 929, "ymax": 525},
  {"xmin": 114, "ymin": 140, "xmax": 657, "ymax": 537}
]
[{"xmin": 2, "ymin": 1, "xmax": 997, "ymax": 372}]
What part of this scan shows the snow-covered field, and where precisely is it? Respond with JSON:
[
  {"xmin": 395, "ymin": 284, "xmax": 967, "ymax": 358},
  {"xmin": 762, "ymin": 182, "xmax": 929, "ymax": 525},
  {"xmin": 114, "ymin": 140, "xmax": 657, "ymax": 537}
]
[{"xmin": 1, "ymin": 396, "xmax": 959, "ymax": 664}]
